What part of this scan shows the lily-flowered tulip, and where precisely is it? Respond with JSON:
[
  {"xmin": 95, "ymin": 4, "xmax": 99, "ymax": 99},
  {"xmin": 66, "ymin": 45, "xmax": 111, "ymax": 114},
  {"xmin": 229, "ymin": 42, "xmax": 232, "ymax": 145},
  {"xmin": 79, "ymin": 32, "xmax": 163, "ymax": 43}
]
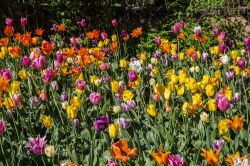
[
  {"xmin": 225, "ymin": 115, "xmax": 244, "ymax": 132},
  {"xmin": 111, "ymin": 139, "xmax": 138, "ymax": 163},
  {"xmin": 27, "ymin": 135, "xmax": 47, "ymax": 155},
  {"xmin": 201, "ymin": 148, "xmax": 220, "ymax": 165},
  {"xmin": 151, "ymin": 145, "xmax": 171, "ymax": 165},
  {"xmin": 168, "ymin": 154, "xmax": 184, "ymax": 166}
]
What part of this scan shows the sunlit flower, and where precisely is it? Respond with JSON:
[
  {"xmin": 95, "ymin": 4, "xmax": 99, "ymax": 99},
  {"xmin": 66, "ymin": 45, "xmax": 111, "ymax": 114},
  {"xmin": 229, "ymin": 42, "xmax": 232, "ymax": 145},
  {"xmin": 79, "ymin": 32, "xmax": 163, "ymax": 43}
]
[
  {"xmin": 225, "ymin": 115, "xmax": 244, "ymax": 132},
  {"xmin": 111, "ymin": 138, "xmax": 138, "ymax": 163},
  {"xmin": 201, "ymin": 148, "xmax": 220, "ymax": 165},
  {"xmin": 27, "ymin": 135, "xmax": 47, "ymax": 155},
  {"xmin": 151, "ymin": 145, "xmax": 171, "ymax": 165}
]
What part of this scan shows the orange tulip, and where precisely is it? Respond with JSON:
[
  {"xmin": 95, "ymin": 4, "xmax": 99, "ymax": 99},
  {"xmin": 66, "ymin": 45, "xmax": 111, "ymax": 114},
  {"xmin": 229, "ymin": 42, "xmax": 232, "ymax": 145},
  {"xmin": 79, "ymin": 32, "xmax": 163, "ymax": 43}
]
[
  {"xmin": 9, "ymin": 46, "xmax": 22, "ymax": 58},
  {"xmin": 92, "ymin": 50, "xmax": 105, "ymax": 61},
  {"xmin": 64, "ymin": 47, "xmax": 75, "ymax": 58},
  {"xmin": 4, "ymin": 26, "xmax": 14, "ymax": 36},
  {"xmin": 178, "ymin": 33, "xmax": 185, "ymax": 40},
  {"xmin": 58, "ymin": 24, "xmax": 66, "ymax": 32},
  {"xmin": 32, "ymin": 37, "xmax": 39, "ymax": 45},
  {"xmin": 111, "ymin": 138, "xmax": 138, "ymax": 163},
  {"xmin": 151, "ymin": 145, "xmax": 171, "ymax": 165},
  {"xmin": 131, "ymin": 27, "xmax": 142, "ymax": 38},
  {"xmin": 225, "ymin": 115, "xmax": 244, "ymax": 132},
  {"xmin": 0, "ymin": 77, "xmax": 9, "ymax": 92},
  {"xmin": 14, "ymin": 33, "xmax": 23, "ymax": 41},
  {"xmin": 162, "ymin": 43, "xmax": 171, "ymax": 54},
  {"xmin": 201, "ymin": 148, "xmax": 220, "ymax": 165},
  {"xmin": 0, "ymin": 38, "xmax": 9, "ymax": 47},
  {"xmin": 35, "ymin": 28, "xmax": 44, "ymax": 36},
  {"xmin": 111, "ymin": 41, "xmax": 118, "ymax": 52},
  {"xmin": 226, "ymin": 152, "xmax": 245, "ymax": 166},
  {"xmin": 187, "ymin": 48, "xmax": 195, "ymax": 57},
  {"xmin": 41, "ymin": 40, "xmax": 53, "ymax": 55},
  {"xmin": 21, "ymin": 32, "xmax": 32, "ymax": 47},
  {"xmin": 78, "ymin": 47, "xmax": 88, "ymax": 56}
]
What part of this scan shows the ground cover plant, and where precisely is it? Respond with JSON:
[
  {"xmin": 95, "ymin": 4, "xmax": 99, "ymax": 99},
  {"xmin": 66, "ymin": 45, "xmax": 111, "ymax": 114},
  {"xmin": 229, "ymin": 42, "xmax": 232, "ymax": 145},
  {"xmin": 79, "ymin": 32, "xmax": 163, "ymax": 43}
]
[{"xmin": 0, "ymin": 17, "xmax": 250, "ymax": 166}]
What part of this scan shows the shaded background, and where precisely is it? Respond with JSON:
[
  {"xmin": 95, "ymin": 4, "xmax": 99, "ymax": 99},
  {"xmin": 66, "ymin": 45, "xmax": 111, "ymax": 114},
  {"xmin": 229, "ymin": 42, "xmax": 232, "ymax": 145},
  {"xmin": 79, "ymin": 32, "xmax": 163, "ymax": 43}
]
[{"xmin": 0, "ymin": 0, "xmax": 249, "ymax": 34}]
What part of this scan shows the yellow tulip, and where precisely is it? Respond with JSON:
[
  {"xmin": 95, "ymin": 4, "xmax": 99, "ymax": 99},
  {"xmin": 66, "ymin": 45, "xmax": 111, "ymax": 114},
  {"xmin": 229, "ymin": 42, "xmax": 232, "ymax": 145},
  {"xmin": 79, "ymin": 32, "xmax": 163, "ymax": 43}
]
[
  {"xmin": 42, "ymin": 115, "xmax": 53, "ymax": 129},
  {"xmin": 111, "ymin": 80, "xmax": 119, "ymax": 93},
  {"xmin": 147, "ymin": 104, "xmax": 157, "ymax": 117},
  {"xmin": 205, "ymin": 84, "xmax": 214, "ymax": 97},
  {"xmin": 109, "ymin": 123, "xmax": 119, "ymax": 138},
  {"xmin": 208, "ymin": 99, "xmax": 217, "ymax": 112},
  {"xmin": 18, "ymin": 70, "xmax": 28, "ymax": 80},
  {"xmin": 122, "ymin": 90, "xmax": 133, "ymax": 102}
]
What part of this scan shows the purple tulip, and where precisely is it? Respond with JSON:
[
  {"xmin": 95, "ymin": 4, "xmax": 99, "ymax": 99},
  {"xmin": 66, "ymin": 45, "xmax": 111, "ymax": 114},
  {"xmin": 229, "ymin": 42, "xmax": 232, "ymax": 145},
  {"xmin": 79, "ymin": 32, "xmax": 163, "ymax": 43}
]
[
  {"xmin": 0, "ymin": 69, "xmax": 12, "ymax": 80},
  {"xmin": 75, "ymin": 80, "xmax": 86, "ymax": 90},
  {"xmin": 29, "ymin": 96, "xmax": 40, "ymax": 107},
  {"xmin": 237, "ymin": 59, "xmax": 246, "ymax": 69},
  {"xmin": 212, "ymin": 138, "xmax": 225, "ymax": 151},
  {"xmin": 163, "ymin": 54, "xmax": 168, "ymax": 65},
  {"xmin": 127, "ymin": 100, "xmax": 136, "ymax": 109},
  {"xmin": 128, "ymin": 70, "xmax": 137, "ymax": 82},
  {"xmin": 202, "ymin": 52, "xmax": 209, "ymax": 61},
  {"xmin": 101, "ymin": 32, "xmax": 108, "ymax": 40},
  {"xmin": 234, "ymin": 93, "xmax": 241, "ymax": 101},
  {"xmin": 50, "ymin": 81, "xmax": 59, "ymax": 91},
  {"xmin": 212, "ymin": 28, "xmax": 220, "ymax": 35},
  {"xmin": 172, "ymin": 24, "xmax": 179, "ymax": 33},
  {"xmin": 112, "ymin": 19, "xmax": 117, "ymax": 27},
  {"xmin": 51, "ymin": 23, "xmax": 57, "ymax": 31},
  {"xmin": 73, "ymin": 119, "xmax": 80, "ymax": 127},
  {"xmin": 172, "ymin": 54, "xmax": 178, "ymax": 61},
  {"xmin": 154, "ymin": 36, "xmax": 161, "ymax": 46},
  {"xmin": 194, "ymin": 26, "xmax": 201, "ymax": 38},
  {"xmin": 32, "ymin": 56, "xmax": 46, "ymax": 69},
  {"xmin": 61, "ymin": 92, "xmax": 68, "ymax": 102},
  {"xmin": 219, "ymin": 32, "xmax": 227, "ymax": 41},
  {"xmin": 101, "ymin": 75, "xmax": 110, "ymax": 83},
  {"xmin": 42, "ymin": 68, "xmax": 53, "ymax": 84},
  {"xmin": 121, "ymin": 103, "xmax": 130, "ymax": 111},
  {"xmin": 5, "ymin": 18, "xmax": 13, "ymax": 27},
  {"xmin": 225, "ymin": 72, "xmax": 234, "ymax": 81},
  {"xmin": 106, "ymin": 159, "xmax": 118, "ymax": 166},
  {"xmin": 22, "ymin": 56, "xmax": 31, "ymax": 67},
  {"xmin": 153, "ymin": 51, "xmax": 161, "ymax": 58},
  {"xmin": 115, "ymin": 93, "xmax": 122, "ymax": 101},
  {"xmin": 77, "ymin": 19, "xmax": 86, "ymax": 27},
  {"xmin": 168, "ymin": 154, "xmax": 184, "ymax": 166},
  {"xmin": 215, "ymin": 95, "xmax": 230, "ymax": 112},
  {"xmin": 21, "ymin": 17, "xmax": 27, "ymax": 27},
  {"xmin": 243, "ymin": 37, "xmax": 250, "ymax": 50},
  {"xmin": 218, "ymin": 43, "xmax": 228, "ymax": 53},
  {"xmin": 178, "ymin": 21, "xmax": 185, "ymax": 29},
  {"xmin": 94, "ymin": 115, "xmax": 109, "ymax": 131},
  {"xmin": 121, "ymin": 30, "xmax": 127, "ymax": 38},
  {"xmin": 27, "ymin": 135, "xmax": 47, "ymax": 155},
  {"xmin": 119, "ymin": 117, "xmax": 131, "ymax": 129},
  {"xmin": 0, "ymin": 120, "xmax": 5, "ymax": 135},
  {"xmin": 89, "ymin": 92, "xmax": 102, "ymax": 105}
]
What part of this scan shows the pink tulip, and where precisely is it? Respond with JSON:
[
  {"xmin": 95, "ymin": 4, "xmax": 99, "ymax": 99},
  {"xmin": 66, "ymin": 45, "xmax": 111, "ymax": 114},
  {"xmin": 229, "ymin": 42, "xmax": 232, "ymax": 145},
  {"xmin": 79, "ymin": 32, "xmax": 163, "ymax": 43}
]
[{"xmin": 89, "ymin": 92, "xmax": 102, "ymax": 105}]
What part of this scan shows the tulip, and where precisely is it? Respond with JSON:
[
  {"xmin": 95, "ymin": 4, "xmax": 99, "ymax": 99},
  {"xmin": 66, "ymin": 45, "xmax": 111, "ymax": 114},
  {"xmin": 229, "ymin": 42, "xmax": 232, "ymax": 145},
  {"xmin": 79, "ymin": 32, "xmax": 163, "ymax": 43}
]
[
  {"xmin": 128, "ymin": 70, "xmax": 137, "ymax": 82},
  {"xmin": 212, "ymin": 28, "xmax": 220, "ymax": 35},
  {"xmin": 113, "ymin": 105, "xmax": 121, "ymax": 113},
  {"xmin": 77, "ymin": 19, "xmax": 86, "ymax": 27},
  {"xmin": 109, "ymin": 123, "xmax": 119, "ymax": 138},
  {"xmin": 168, "ymin": 154, "xmax": 184, "ymax": 166},
  {"xmin": 73, "ymin": 119, "xmax": 80, "ymax": 127},
  {"xmin": 237, "ymin": 59, "xmax": 246, "ymax": 69},
  {"xmin": 89, "ymin": 92, "xmax": 102, "ymax": 105},
  {"xmin": 212, "ymin": 138, "xmax": 225, "ymax": 151},
  {"xmin": 154, "ymin": 36, "xmax": 161, "ymax": 46},
  {"xmin": 45, "ymin": 145, "xmax": 56, "ymax": 158},
  {"xmin": 5, "ymin": 18, "xmax": 13, "ymax": 27},
  {"xmin": 42, "ymin": 68, "xmax": 53, "ymax": 84},
  {"xmin": 21, "ymin": 56, "xmax": 31, "ymax": 67},
  {"xmin": 172, "ymin": 24, "xmax": 179, "ymax": 33},
  {"xmin": 29, "ymin": 96, "xmax": 40, "ymax": 107},
  {"xmin": 32, "ymin": 56, "xmax": 46, "ymax": 69},
  {"xmin": 106, "ymin": 159, "xmax": 118, "ymax": 166},
  {"xmin": 119, "ymin": 117, "xmax": 131, "ymax": 129},
  {"xmin": 61, "ymin": 92, "xmax": 68, "ymax": 102},
  {"xmin": 0, "ymin": 69, "xmax": 12, "ymax": 80},
  {"xmin": 216, "ymin": 95, "xmax": 230, "ymax": 112},
  {"xmin": 219, "ymin": 32, "xmax": 226, "ymax": 41},
  {"xmin": 21, "ymin": 17, "xmax": 27, "ymax": 27},
  {"xmin": 93, "ymin": 115, "xmax": 109, "ymax": 131},
  {"xmin": 0, "ymin": 120, "xmax": 5, "ymax": 135},
  {"xmin": 194, "ymin": 26, "xmax": 201, "ymax": 38},
  {"xmin": 112, "ymin": 19, "xmax": 117, "ymax": 27},
  {"xmin": 27, "ymin": 135, "xmax": 47, "ymax": 155}
]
